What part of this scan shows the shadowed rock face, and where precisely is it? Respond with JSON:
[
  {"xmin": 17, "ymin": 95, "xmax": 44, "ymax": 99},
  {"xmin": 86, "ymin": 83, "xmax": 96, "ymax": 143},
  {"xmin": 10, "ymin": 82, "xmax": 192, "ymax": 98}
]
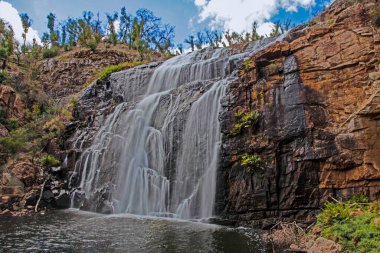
[{"xmin": 216, "ymin": 0, "xmax": 380, "ymax": 227}]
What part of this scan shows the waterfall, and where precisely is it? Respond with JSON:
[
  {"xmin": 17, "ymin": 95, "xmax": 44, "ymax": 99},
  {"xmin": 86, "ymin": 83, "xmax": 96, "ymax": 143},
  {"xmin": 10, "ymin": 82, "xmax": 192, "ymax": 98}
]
[{"xmin": 70, "ymin": 40, "xmax": 279, "ymax": 219}]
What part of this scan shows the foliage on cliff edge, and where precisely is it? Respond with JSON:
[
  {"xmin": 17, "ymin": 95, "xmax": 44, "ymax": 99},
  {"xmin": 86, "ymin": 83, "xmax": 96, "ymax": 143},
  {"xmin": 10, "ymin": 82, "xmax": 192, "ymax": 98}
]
[{"xmin": 317, "ymin": 196, "xmax": 380, "ymax": 253}]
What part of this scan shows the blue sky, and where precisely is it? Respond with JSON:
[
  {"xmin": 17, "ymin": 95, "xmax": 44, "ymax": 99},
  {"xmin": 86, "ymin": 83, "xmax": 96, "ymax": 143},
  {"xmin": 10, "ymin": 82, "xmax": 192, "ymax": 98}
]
[{"xmin": 1, "ymin": 0, "xmax": 329, "ymax": 45}]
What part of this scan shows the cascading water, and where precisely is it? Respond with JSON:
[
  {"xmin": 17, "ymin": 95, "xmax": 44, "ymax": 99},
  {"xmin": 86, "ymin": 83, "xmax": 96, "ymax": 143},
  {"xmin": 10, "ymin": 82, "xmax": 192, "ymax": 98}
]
[{"xmin": 70, "ymin": 39, "xmax": 279, "ymax": 219}]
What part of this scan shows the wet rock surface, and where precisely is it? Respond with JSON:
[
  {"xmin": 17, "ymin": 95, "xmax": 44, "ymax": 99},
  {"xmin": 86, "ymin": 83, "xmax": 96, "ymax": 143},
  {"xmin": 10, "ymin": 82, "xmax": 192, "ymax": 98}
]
[{"xmin": 216, "ymin": 0, "xmax": 380, "ymax": 227}]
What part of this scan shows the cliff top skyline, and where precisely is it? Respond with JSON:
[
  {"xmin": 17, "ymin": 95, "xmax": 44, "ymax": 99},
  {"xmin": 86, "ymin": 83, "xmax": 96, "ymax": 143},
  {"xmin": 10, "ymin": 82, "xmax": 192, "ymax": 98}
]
[{"xmin": 1, "ymin": 0, "xmax": 328, "ymax": 45}]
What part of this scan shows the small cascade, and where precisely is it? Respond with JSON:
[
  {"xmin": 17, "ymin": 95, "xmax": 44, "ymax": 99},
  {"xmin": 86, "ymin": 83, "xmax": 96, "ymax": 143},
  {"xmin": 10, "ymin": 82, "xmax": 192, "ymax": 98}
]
[
  {"xmin": 70, "ymin": 39, "xmax": 279, "ymax": 219},
  {"xmin": 173, "ymin": 79, "xmax": 227, "ymax": 219}
]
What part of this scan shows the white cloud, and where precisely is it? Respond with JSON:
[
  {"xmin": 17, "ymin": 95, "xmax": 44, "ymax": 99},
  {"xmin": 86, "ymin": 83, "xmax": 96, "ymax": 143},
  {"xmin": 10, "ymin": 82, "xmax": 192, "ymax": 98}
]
[
  {"xmin": 194, "ymin": 0, "xmax": 315, "ymax": 36},
  {"xmin": 257, "ymin": 22, "xmax": 275, "ymax": 36},
  {"xmin": 0, "ymin": 1, "xmax": 41, "ymax": 44}
]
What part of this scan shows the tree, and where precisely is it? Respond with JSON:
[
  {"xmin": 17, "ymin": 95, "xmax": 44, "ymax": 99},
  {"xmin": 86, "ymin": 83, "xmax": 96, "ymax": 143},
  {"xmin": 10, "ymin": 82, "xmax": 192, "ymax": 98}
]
[
  {"xmin": 65, "ymin": 18, "xmax": 79, "ymax": 47},
  {"xmin": 77, "ymin": 19, "xmax": 101, "ymax": 51},
  {"xmin": 131, "ymin": 18, "xmax": 147, "ymax": 59},
  {"xmin": 224, "ymin": 30, "xmax": 232, "ymax": 47},
  {"xmin": 184, "ymin": 35, "xmax": 195, "ymax": 52},
  {"xmin": 19, "ymin": 13, "xmax": 32, "ymax": 54},
  {"xmin": 250, "ymin": 21, "xmax": 261, "ymax": 42},
  {"xmin": 195, "ymin": 31, "xmax": 205, "ymax": 49},
  {"xmin": 176, "ymin": 43, "xmax": 183, "ymax": 55},
  {"xmin": 0, "ymin": 19, "xmax": 14, "ymax": 68},
  {"xmin": 269, "ymin": 21, "xmax": 282, "ymax": 37},
  {"xmin": 205, "ymin": 30, "xmax": 215, "ymax": 47},
  {"xmin": 151, "ymin": 24, "xmax": 175, "ymax": 54},
  {"xmin": 119, "ymin": 7, "xmax": 133, "ymax": 44},
  {"xmin": 135, "ymin": 8, "xmax": 160, "ymax": 46},
  {"xmin": 60, "ymin": 25, "xmax": 67, "ymax": 48},
  {"xmin": 47, "ymin": 13, "xmax": 59, "ymax": 47},
  {"xmin": 106, "ymin": 12, "xmax": 118, "ymax": 46},
  {"xmin": 42, "ymin": 32, "xmax": 50, "ymax": 49}
]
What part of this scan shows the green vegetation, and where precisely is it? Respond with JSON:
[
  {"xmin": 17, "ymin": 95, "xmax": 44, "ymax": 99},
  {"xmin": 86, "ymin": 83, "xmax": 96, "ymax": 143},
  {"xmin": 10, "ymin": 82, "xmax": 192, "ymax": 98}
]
[
  {"xmin": 0, "ymin": 71, "xmax": 7, "ymax": 83},
  {"xmin": 0, "ymin": 19, "xmax": 15, "ymax": 70},
  {"xmin": 98, "ymin": 61, "xmax": 147, "ymax": 81},
  {"xmin": 69, "ymin": 97, "xmax": 78, "ymax": 108},
  {"xmin": 0, "ymin": 128, "xmax": 31, "ymax": 154},
  {"xmin": 0, "ymin": 101, "xmax": 70, "ymax": 163},
  {"xmin": 371, "ymin": 11, "xmax": 380, "ymax": 27},
  {"xmin": 268, "ymin": 63, "xmax": 280, "ymax": 71},
  {"xmin": 42, "ymin": 47, "xmax": 58, "ymax": 59},
  {"xmin": 240, "ymin": 153, "xmax": 265, "ymax": 174},
  {"xmin": 40, "ymin": 154, "xmax": 61, "ymax": 167},
  {"xmin": 242, "ymin": 58, "xmax": 253, "ymax": 72},
  {"xmin": 230, "ymin": 110, "xmax": 260, "ymax": 136},
  {"xmin": 317, "ymin": 196, "xmax": 380, "ymax": 253}
]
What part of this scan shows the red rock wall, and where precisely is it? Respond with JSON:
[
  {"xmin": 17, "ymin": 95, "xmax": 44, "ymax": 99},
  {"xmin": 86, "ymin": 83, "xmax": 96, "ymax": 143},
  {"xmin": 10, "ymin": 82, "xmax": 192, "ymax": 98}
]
[{"xmin": 217, "ymin": 0, "xmax": 380, "ymax": 227}]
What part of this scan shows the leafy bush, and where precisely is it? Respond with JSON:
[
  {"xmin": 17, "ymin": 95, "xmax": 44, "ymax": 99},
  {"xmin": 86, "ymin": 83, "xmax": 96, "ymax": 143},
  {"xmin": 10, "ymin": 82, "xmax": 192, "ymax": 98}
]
[
  {"xmin": 86, "ymin": 38, "xmax": 99, "ymax": 52},
  {"xmin": 241, "ymin": 153, "xmax": 265, "ymax": 173},
  {"xmin": 0, "ymin": 71, "xmax": 7, "ymax": 84},
  {"xmin": 98, "ymin": 61, "xmax": 147, "ymax": 81},
  {"xmin": 317, "ymin": 198, "xmax": 380, "ymax": 253},
  {"xmin": 42, "ymin": 47, "xmax": 58, "ymax": 59},
  {"xmin": 0, "ymin": 128, "xmax": 30, "ymax": 153},
  {"xmin": 230, "ymin": 110, "xmax": 260, "ymax": 136},
  {"xmin": 69, "ymin": 97, "xmax": 78, "ymax": 108},
  {"xmin": 41, "ymin": 154, "xmax": 60, "ymax": 167},
  {"xmin": 5, "ymin": 117, "xmax": 18, "ymax": 130},
  {"xmin": 351, "ymin": 193, "xmax": 370, "ymax": 204},
  {"xmin": 242, "ymin": 58, "xmax": 253, "ymax": 72},
  {"xmin": 321, "ymin": 213, "xmax": 380, "ymax": 253},
  {"xmin": 318, "ymin": 201, "xmax": 353, "ymax": 226}
]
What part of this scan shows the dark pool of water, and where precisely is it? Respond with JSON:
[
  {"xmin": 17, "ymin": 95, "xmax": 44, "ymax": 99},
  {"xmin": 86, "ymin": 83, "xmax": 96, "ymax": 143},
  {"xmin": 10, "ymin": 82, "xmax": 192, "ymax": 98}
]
[{"xmin": 0, "ymin": 209, "xmax": 269, "ymax": 253}]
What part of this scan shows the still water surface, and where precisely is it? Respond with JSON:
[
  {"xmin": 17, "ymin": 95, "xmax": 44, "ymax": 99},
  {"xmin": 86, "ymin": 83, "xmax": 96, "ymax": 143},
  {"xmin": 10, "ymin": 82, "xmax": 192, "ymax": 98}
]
[{"xmin": 0, "ymin": 210, "xmax": 269, "ymax": 253}]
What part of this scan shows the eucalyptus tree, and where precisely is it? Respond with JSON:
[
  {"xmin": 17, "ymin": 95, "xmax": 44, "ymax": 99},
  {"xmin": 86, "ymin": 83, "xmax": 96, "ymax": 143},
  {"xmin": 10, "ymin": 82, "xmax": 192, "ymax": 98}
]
[
  {"xmin": 106, "ymin": 12, "xmax": 119, "ymax": 45},
  {"xmin": 0, "ymin": 19, "xmax": 14, "ymax": 69},
  {"xmin": 19, "ymin": 13, "xmax": 32, "ymax": 53},
  {"xmin": 184, "ymin": 35, "xmax": 195, "ymax": 52},
  {"xmin": 47, "ymin": 13, "xmax": 59, "ymax": 47}
]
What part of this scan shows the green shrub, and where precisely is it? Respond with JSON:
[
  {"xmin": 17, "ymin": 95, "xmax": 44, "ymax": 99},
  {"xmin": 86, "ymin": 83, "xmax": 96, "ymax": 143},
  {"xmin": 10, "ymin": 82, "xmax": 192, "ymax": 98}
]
[
  {"xmin": 5, "ymin": 117, "xmax": 18, "ymax": 130},
  {"xmin": 42, "ymin": 47, "xmax": 58, "ymax": 59},
  {"xmin": 69, "ymin": 97, "xmax": 78, "ymax": 108},
  {"xmin": 317, "ymin": 198, "xmax": 380, "ymax": 253},
  {"xmin": 242, "ymin": 58, "xmax": 253, "ymax": 72},
  {"xmin": 41, "ymin": 154, "xmax": 60, "ymax": 167},
  {"xmin": 0, "ymin": 71, "xmax": 7, "ymax": 84},
  {"xmin": 320, "ymin": 213, "xmax": 380, "ymax": 253},
  {"xmin": 230, "ymin": 110, "xmax": 260, "ymax": 136},
  {"xmin": 98, "ymin": 61, "xmax": 147, "ymax": 81},
  {"xmin": 241, "ymin": 153, "xmax": 265, "ymax": 173},
  {"xmin": 84, "ymin": 37, "xmax": 99, "ymax": 52},
  {"xmin": 0, "ymin": 128, "xmax": 30, "ymax": 153},
  {"xmin": 318, "ymin": 201, "xmax": 353, "ymax": 226},
  {"xmin": 351, "ymin": 193, "xmax": 370, "ymax": 204}
]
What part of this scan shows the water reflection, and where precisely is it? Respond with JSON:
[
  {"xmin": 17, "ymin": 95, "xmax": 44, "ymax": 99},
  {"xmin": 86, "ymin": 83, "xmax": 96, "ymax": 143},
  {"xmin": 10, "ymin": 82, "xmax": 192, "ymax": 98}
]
[{"xmin": 0, "ymin": 210, "xmax": 269, "ymax": 252}]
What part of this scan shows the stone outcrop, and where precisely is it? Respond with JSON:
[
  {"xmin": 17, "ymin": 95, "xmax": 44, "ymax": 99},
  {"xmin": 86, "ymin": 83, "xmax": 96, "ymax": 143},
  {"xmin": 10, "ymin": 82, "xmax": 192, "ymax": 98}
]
[
  {"xmin": 0, "ymin": 85, "xmax": 25, "ymax": 121},
  {"xmin": 216, "ymin": 0, "xmax": 380, "ymax": 227},
  {"xmin": 39, "ymin": 47, "xmax": 161, "ymax": 105}
]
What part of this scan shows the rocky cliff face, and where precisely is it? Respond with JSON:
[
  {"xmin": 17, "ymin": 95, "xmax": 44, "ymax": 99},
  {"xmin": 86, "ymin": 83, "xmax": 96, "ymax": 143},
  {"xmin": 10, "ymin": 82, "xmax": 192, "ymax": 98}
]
[
  {"xmin": 216, "ymin": 0, "xmax": 380, "ymax": 227},
  {"xmin": 39, "ymin": 47, "xmax": 161, "ymax": 105}
]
